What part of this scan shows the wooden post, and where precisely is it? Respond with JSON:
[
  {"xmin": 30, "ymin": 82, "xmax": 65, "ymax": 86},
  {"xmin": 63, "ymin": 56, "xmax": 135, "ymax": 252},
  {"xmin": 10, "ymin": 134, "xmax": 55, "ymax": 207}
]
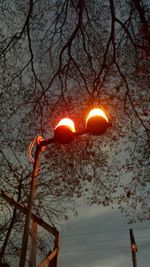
[
  {"xmin": 38, "ymin": 248, "xmax": 58, "ymax": 267},
  {"xmin": 38, "ymin": 232, "xmax": 60, "ymax": 267},
  {"xmin": 1, "ymin": 191, "xmax": 58, "ymax": 236},
  {"xmin": 1, "ymin": 191, "xmax": 60, "ymax": 267},
  {"xmin": 54, "ymin": 232, "xmax": 60, "ymax": 267}
]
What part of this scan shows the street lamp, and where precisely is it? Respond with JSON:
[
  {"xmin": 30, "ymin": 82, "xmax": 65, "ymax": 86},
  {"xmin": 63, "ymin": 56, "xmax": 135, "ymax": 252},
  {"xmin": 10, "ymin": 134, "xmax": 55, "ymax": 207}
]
[
  {"xmin": 86, "ymin": 108, "xmax": 109, "ymax": 135},
  {"xmin": 54, "ymin": 118, "xmax": 76, "ymax": 144},
  {"xmin": 19, "ymin": 108, "xmax": 110, "ymax": 267}
]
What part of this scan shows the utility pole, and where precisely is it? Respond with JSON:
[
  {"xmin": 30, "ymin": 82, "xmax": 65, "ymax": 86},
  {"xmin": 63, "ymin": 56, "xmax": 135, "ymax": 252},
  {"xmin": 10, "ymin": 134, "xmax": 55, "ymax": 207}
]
[{"xmin": 129, "ymin": 229, "xmax": 137, "ymax": 267}]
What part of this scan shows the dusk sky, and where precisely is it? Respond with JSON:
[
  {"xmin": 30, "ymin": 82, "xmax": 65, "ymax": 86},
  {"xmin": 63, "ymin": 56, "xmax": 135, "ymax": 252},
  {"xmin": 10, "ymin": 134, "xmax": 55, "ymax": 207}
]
[
  {"xmin": 60, "ymin": 202, "xmax": 150, "ymax": 267},
  {"xmin": 0, "ymin": 1, "xmax": 149, "ymax": 266}
]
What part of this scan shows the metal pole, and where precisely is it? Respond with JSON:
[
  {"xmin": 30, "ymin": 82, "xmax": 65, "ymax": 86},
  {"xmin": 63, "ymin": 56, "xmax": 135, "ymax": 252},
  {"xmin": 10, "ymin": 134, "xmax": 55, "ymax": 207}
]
[
  {"xmin": 19, "ymin": 145, "xmax": 41, "ymax": 267},
  {"xmin": 29, "ymin": 219, "xmax": 38, "ymax": 267},
  {"xmin": 19, "ymin": 137, "xmax": 55, "ymax": 267}
]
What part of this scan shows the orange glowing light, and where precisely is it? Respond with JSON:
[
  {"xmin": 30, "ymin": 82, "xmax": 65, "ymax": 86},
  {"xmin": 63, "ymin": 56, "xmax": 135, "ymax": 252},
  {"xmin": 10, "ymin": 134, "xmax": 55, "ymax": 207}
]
[
  {"xmin": 86, "ymin": 108, "xmax": 109, "ymax": 135},
  {"xmin": 55, "ymin": 118, "xmax": 75, "ymax": 132},
  {"xmin": 131, "ymin": 244, "xmax": 137, "ymax": 252},
  {"xmin": 86, "ymin": 108, "xmax": 108, "ymax": 123},
  {"xmin": 54, "ymin": 118, "xmax": 75, "ymax": 144}
]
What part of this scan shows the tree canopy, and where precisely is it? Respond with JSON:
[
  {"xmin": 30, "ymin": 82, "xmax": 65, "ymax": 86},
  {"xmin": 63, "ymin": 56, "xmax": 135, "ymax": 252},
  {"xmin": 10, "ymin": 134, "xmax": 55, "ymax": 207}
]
[{"xmin": 0, "ymin": 0, "xmax": 150, "ymax": 265}]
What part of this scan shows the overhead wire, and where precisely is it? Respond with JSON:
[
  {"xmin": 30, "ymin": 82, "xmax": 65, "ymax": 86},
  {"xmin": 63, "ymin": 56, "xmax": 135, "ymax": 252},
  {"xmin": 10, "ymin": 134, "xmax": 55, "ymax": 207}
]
[
  {"xmin": 60, "ymin": 240, "xmax": 150, "ymax": 254},
  {"xmin": 60, "ymin": 246, "xmax": 131, "ymax": 254},
  {"xmin": 60, "ymin": 226, "xmax": 150, "ymax": 255},
  {"xmin": 62, "ymin": 225, "xmax": 150, "ymax": 238},
  {"xmin": 61, "ymin": 236, "xmax": 150, "ymax": 248}
]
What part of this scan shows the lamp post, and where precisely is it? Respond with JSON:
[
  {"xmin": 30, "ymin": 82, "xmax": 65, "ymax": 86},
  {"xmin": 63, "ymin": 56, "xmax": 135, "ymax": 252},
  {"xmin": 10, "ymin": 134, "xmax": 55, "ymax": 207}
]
[{"xmin": 19, "ymin": 108, "xmax": 111, "ymax": 267}]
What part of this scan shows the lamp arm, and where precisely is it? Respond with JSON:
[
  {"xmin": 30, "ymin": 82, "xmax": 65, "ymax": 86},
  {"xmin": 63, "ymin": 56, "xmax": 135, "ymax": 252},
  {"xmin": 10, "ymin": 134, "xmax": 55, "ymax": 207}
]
[{"xmin": 39, "ymin": 137, "xmax": 56, "ymax": 148}]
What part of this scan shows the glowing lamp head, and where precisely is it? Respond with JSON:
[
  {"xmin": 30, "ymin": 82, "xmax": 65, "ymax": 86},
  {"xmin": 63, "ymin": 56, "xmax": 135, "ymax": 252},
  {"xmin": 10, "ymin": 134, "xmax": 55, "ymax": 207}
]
[
  {"xmin": 86, "ymin": 108, "xmax": 109, "ymax": 135},
  {"xmin": 54, "ymin": 118, "xmax": 75, "ymax": 144}
]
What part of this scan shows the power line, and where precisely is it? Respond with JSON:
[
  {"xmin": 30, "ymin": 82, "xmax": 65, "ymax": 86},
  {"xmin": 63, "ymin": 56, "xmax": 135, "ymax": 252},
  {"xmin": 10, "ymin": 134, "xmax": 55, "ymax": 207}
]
[
  {"xmin": 62, "ymin": 236, "xmax": 150, "ymax": 247},
  {"xmin": 62, "ymin": 226, "xmax": 150, "ymax": 238},
  {"xmin": 60, "ymin": 242, "xmax": 150, "ymax": 255},
  {"xmin": 60, "ymin": 245, "xmax": 130, "ymax": 254}
]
